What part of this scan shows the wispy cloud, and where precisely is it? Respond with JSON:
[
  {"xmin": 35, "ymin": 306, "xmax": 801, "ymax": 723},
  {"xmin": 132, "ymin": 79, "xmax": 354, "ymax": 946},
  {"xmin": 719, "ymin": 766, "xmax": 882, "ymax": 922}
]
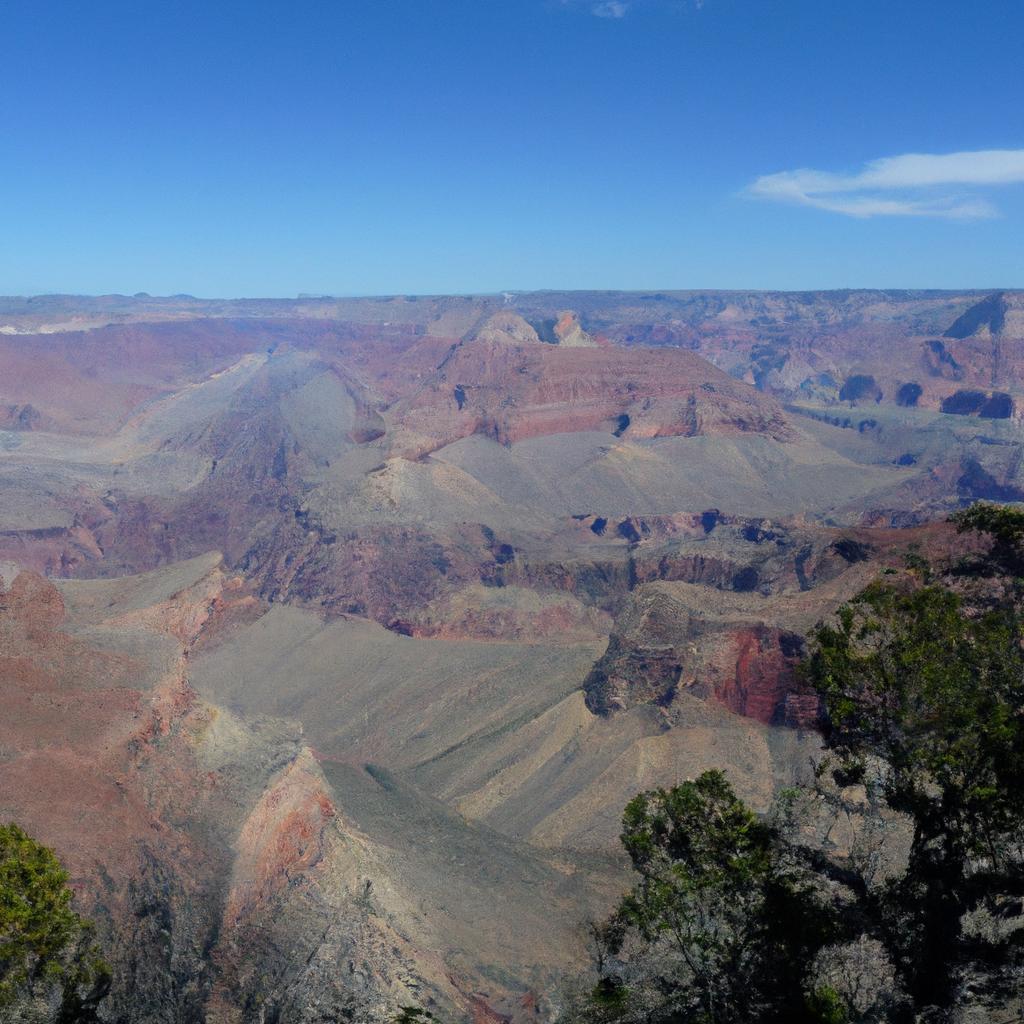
[
  {"xmin": 746, "ymin": 149, "xmax": 1024, "ymax": 220},
  {"xmin": 561, "ymin": 0, "xmax": 703, "ymax": 19},
  {"xmin": 592, "ymin": 0, "xmax": 629, "ymax": 16}
]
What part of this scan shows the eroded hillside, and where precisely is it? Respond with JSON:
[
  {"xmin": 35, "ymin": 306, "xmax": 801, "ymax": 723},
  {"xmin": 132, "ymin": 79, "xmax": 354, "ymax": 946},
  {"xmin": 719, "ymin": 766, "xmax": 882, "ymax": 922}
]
[{"xmin": 0, "ymin": 290, "xmax": 1018, "ymax": 1021}]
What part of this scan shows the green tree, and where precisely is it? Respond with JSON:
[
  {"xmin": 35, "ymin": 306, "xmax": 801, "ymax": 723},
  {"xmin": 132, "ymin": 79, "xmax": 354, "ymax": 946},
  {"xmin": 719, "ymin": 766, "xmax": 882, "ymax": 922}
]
[
  {"xmin": 806, "ymin": 574, "xmax": 1024, "ymax": 1017},
  {"xmin": 0, "ymin": 823, "xmax": 110, "ymax": 1021},
  {"xmin": 568, "ymin": 771, "xmax": 838, "ymax": 1024},
  {"xmin": 950, "ymin": 501, "xmax": 1024, "ymax": 578},
  {"xmin": 391, "ymin": 1008, "xmax": 445, "ymax": 1023}
]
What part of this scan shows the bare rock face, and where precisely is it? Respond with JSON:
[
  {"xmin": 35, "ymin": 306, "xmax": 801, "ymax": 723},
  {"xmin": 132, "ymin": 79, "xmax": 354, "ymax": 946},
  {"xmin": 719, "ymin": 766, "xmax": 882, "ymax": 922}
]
[
  {"xmin": 390, "ymin": 338, "xmax": 793, "ymax": 457},
  {"xmin": 582, "ymin": 580, "xmax": 824, "ymax": 725},
  {"xmin": 711, "ymin": 624, "xmax": 809, "ymax": 724},
  {"xmin": 0, "ymin": 402, "xmax": 46, "ymax": 430},
  {"xmin": 581, "ymin": 520, "xmax": 965, "ymax": 727},
  {"xmin": 0, "ymin": 563, "xmax": 467, "ymax": 1023},
  {"xmin": 246, "ymin": 519, "xmax": 492, "ymax": 624},
  {"xmin": 392, "ymin": 584, "xmax": 613, "ymax": 642},
  {"xmin": 472, "ymin": 310, "xmax": 542, "ymax": 346},
  {"xmin": 552, "ymin": 310, "xmax": 598, "ymax": 348},
  {"xmin": 582, "ymin": 584, "xmax": 695, "ymax": 715},
  {"xmin": 0, "ymin": 556, "xmax": 621, "ymax": 1023},
  {"xmin": 581, "ymin": 520, "xmax": 896, "ymax": 726},
  {"xmin": 3, "ymin": 291, "xmax": 1020, "ymax": 1022},
  {"xmin": 944, "ymin": 291, "xmax": 1009, "ymax": 340},
  {"xmin": 565, "ymin": 289, "xmax": 1024, "ymax": 421}
]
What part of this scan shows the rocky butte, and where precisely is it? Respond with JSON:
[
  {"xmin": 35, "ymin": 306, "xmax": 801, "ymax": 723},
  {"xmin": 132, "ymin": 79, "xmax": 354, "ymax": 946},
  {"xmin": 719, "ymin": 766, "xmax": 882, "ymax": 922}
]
[{"xmin": 0, "ymin": 289, "xmax": 1021, "ymax": 1021}]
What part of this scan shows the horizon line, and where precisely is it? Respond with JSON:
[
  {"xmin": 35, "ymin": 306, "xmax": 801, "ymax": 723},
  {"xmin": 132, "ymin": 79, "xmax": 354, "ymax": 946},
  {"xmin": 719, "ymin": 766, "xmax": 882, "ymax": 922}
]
[{"xmin": 0, "ymin": 285, "xmax": 1020, "ymax": 303}]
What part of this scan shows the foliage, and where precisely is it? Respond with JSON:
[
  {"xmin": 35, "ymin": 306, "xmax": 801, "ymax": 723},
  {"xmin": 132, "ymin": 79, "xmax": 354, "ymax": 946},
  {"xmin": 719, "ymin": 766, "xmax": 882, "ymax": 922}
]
[
  {"xmin": 390, "ymin": 1007, "xmax": 442, "ymax": 1023},
  {"xmin": 804, "ymin": 936, "xmax": 901, "ymax": 1024},
  {"xmin": 567, "ymin": 771, "xmax": 838, "ymax": 1024},
  {"xmin": 803, "ymin": 510, "xmax": 1024, "ymax": 1017},
  {"xmin": 0, "ymin": 823, "xmax": 110, "ymax": 1021},
  {"xmin": 804, "ymin": 985, "xmax": 849, "ymax": 1024},
  {"xmin": 950, "ymin": 500, "xmax": 1024, "ymax": 577},
  {"xmin": 564, "ymin": 503, "xmax": 1024, "ymax": 1024},
  {"xmin": 808, "ymin": 582, "xmax": 1024, "ymax": 861}
]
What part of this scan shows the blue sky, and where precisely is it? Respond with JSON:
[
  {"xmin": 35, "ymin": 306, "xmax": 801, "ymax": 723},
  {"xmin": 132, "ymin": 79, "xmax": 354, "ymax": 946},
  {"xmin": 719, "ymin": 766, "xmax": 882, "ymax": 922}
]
[{"xmin": 2, "ymin": 0, "xmax": 1023, "ymax": 296}]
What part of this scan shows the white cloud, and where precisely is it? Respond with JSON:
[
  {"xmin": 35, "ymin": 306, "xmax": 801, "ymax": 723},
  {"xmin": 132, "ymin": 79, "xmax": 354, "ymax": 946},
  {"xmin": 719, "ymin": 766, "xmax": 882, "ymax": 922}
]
[
  {"xmin": 591, "ymin": 1, "xmax": 630, "ymax": 15},
  {"xmin": 746, "ymin": 149, "xmax": 1024, "ymax": 220},
  {"xmin": 561, "ymin": 0, "xmax": 704, "ymax": 18}
]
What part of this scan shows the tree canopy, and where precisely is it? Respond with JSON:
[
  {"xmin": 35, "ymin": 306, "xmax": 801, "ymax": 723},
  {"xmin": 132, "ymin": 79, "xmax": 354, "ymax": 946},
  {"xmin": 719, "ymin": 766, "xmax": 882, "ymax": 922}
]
[
  {"xmin": 0, "ymin": 823, "xmax": 109, "ymax": 1022},
  {"xmin": 950, "ymin": 500, "xmax": 1024, "ymax": 578},
  {"xmin": 807, "ymin": 578, "xmax": 1024, "ymax": 1017},
  {"xmin": 562, "ymin": 771, "xmax": 841, "ymax": 1024}
]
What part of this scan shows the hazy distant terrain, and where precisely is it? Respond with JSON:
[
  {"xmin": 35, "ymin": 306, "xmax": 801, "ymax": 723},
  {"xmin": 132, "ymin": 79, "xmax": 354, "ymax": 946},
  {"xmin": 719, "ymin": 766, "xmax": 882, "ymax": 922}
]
[{"xmin": 1, "ymin": 289, "xmax": 1022, "ymax": 1021}]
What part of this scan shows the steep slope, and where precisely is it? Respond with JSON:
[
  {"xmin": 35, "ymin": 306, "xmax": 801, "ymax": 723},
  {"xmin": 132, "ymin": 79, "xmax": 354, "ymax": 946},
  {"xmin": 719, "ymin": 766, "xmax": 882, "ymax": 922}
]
[
  {"xmin": 1, "ymin": 558, "xmax": 605, "ymax": 1022},
  {"xmin": 2, "ymin": 291, "xmax": 1002, "ymax": 602},
  {"xmin": 2, "ymin": 291, "xmax": 1022, "ymax": 1022},
  {"xmin": 386, "ymin": 330, "xmax": 793, "ymax": 458}
]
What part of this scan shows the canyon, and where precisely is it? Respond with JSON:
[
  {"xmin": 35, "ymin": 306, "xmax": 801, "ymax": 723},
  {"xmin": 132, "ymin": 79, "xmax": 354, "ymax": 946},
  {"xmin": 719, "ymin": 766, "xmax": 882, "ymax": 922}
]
[{"xmin": 1, "ymin": 289, "xmax": 1021, "ymax": 1021}]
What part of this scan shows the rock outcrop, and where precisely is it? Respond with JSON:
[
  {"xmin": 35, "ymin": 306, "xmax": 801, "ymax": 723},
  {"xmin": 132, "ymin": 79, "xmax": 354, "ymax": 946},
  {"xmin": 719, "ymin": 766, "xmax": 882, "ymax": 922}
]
[
  {"xmin": 389, "ymin": 334, "xmax": 794, "ymax": 457},
  {"xmin": 552, "ymin": 310, "xmax": 598, "ymax": 348},
  {"xmin": 1, "ymin": 291, "xmax": 1018, "ymax": 1022},
  {"xmin": 0, "ymin": 561, "xmax": 484, "ymax": 1022},
  {"xmin": 581, "ymin": 581, "xmax": 827, "ymax": 725}
]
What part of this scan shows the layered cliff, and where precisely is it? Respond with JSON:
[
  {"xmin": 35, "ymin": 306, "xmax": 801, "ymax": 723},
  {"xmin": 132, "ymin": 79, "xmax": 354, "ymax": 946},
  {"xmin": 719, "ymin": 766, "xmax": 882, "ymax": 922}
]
[
  {"xmin": 0, "ymin": 291, "xmax": 1016, "ymax": 1021},
  {"xmin": 0, "ymin": 558, "xmax": 547, "ymax": 1022}
]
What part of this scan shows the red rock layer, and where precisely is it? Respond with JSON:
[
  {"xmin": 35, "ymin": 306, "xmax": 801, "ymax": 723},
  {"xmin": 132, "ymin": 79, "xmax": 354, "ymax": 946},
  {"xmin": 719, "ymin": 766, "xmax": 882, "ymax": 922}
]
[{"xmin": 390, "ymin": 337, "xmax": 793, "ymax": 455}]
